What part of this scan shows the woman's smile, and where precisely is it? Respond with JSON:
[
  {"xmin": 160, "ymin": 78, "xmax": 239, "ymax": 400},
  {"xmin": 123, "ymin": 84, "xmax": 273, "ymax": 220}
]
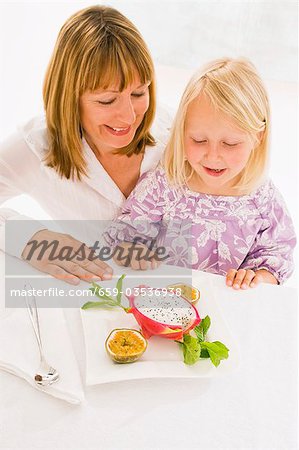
[{"xmin": 104, "ymin": 125, "xmax": 132, "ymax": 136}]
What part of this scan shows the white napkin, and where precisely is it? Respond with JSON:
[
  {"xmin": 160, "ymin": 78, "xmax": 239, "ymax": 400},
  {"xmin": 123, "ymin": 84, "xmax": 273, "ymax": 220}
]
[{"xmin": 0, "ymin": 306, "xmax": 85, "ymax": 404}]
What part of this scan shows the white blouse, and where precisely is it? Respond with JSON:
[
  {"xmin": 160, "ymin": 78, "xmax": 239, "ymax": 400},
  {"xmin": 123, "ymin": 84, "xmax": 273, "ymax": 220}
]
[{"xmin": 0, "ymin": 108, "xmax": 172, "ymax": 257}]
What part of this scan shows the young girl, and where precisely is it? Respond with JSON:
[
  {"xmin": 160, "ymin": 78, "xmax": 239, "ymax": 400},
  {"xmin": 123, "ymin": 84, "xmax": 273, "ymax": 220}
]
[{"xmin": 104, "ymin": 58, "xmax": 296, "ymax": 289}]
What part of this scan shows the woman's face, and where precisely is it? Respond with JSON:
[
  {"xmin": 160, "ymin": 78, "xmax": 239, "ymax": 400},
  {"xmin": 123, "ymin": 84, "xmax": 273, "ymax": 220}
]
[{"xmin": 79, "ymin": 78, "xmax": 150, "ymax": 154}]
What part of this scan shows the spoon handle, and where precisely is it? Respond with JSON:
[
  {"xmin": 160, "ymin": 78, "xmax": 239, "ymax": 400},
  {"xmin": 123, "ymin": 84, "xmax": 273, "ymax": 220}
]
[{"xmin": 25, "ymin": 284, "xmax": 44, "ymax": 360}]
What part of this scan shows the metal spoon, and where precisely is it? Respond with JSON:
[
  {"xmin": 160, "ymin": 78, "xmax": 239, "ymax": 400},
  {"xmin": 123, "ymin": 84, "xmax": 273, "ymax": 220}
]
[{"xmin": 25, "ymin": 284, "xmax": 60, "ymax": 386}]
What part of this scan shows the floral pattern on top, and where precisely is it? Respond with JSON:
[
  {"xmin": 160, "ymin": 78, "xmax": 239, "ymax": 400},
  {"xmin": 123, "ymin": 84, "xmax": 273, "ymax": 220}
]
[{"xmin": 104, "ymin": 166, "xmax": 296, "ymax": 283}]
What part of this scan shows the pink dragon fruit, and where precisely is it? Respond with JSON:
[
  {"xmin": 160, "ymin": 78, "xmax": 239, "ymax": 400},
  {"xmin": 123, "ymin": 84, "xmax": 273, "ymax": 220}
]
[{"xmin": 126, "ymin": 287, "xmax": 201, "ymax": 340}]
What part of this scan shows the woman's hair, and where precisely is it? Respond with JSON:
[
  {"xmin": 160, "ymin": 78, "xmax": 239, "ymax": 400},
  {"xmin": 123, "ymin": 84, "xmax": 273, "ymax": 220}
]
[
  {"xmin": 164, "ymin": 57, "xmax": 270, "ymax": 194},
  {"xmin": 43, "ymin": 5, "xmax": 156, "ymax": 180}
]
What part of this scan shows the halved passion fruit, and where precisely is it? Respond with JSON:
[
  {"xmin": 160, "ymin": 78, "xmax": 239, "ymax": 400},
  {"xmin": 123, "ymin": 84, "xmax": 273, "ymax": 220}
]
[
  {"xmin": 105, "ymin": 329, "xmax": 147, "ymax": 364},
  {"xmin": 167, "ymin": 283, "xmax": 200, "ymax": 304}
]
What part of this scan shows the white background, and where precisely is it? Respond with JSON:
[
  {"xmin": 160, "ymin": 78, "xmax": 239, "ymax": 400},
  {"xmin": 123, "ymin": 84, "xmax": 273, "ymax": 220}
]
[{"xmin": 0, "ymin": 0, "xmax": 297, "ymax": 285}]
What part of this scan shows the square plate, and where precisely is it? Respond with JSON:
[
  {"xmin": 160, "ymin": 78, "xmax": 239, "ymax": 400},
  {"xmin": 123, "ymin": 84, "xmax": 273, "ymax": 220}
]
[{"xmin": 80, "ymin": 271, "xmax": 239, "ymax": 385}]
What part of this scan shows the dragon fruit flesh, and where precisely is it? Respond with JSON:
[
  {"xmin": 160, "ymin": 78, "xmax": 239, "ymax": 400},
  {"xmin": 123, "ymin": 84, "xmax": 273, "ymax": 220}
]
[{"xmin": 126, "ymin": 287, "xmax": 201, "ymax": 340}]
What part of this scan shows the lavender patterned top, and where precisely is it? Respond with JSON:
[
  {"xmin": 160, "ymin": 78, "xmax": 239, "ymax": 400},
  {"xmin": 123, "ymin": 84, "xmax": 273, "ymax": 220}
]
[{"xmin": 104, "ymin": 166, "xmax": 296, "ymax": 283}]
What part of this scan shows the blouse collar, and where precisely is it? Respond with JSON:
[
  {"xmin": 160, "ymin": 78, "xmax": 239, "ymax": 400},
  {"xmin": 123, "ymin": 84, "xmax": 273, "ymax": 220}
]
[{"xmin": 81, "ymin": 138, "xmax": 164, "ymax": 207}]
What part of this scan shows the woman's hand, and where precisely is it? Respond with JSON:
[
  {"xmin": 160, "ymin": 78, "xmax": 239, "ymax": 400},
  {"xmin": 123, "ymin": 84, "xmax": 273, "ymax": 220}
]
[
  {"xmin": 21, "ymin": 229, "xmax": 113, "ymax": 285},
  {"xmin": 226, "ymin": 268, "xmax": 278, "ymax": 290},
  {"xmin": 113, "ymin": 241, "xmax": 160, "ymax": 270}
]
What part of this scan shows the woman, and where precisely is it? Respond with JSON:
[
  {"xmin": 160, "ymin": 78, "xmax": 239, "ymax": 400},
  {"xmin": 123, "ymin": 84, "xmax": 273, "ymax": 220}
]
[{"xmin": 0, "ymin": 5, "xmax": 170, "ymax": 285}]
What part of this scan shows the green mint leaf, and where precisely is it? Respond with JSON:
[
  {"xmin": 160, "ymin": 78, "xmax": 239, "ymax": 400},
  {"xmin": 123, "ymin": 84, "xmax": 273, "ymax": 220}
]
[
  {"xmin": 201, "ymin": 341, "xmax": 229, "ymax": 367},
  {"xmin": 116, "ymin": 274, "xmax": 126, "ymax": 304},
  {"xmin": 81, "ymin": 301, "xmax": 116, "ymax": 310},
  {"xmin": 212, "ymin": 341, "xmax": 229, "ymax": 358},
  {"xmin": 194, "ymin": 316, "xmax": 211, "ymax": 342},
  {"xmin": 201, "ymin": 316, "xmax": 211, "ymax": 336},
  {"xmin": 89, "ymin": 282, "xmax": 115, "ymax": 303},
  {"xmin": 194, "ymin": 326, "xmax": 204, "ymax": 342},
  {"xmin": 200, "ymin": 348, "xmax": 210, "ymax": 358},
  {"xmin": 201, "ymin": 342, "xmax": 221, "ymax": 367},
  {"xmin": 181, "ymin": 334, "xmax": 201, "ymax": 365},
  {"xmin": 201, "ymin": 341, "xmax": 229, "ymax": 360},
  {"xmin": 90, "ymin": 281, "xmax": 103, "ymax": 294},
  {"xmin": 82, "ymin": 275, "xmax": 128, "ymax": 311}
]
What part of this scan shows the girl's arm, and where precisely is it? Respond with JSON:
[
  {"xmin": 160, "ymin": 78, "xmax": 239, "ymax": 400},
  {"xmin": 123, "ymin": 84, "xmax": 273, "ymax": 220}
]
[
  {"xmin": 227, "ymin": 184, "xmax": 296, "ymax": 289},
  {"xmin": 103, "ymin": 168, "xmax": 166, "ymax": 269},
  {"xmin": 226, "ymin": 268, "xmax": 278, "ymax": 289}
]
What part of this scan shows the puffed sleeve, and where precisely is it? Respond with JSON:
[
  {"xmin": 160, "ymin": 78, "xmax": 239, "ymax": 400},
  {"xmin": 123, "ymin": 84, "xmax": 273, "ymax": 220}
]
[
  {"xmin": 240, "ymin": 182, "xmax": 296, "ymax": 284},
  {"xmin": 103, "ymin": 168, "xmax": 166, "ymax": 250}
]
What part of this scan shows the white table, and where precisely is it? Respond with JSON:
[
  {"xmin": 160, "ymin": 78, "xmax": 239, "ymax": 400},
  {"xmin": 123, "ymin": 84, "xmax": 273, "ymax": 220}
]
[{"xmin": 0, "ymin": 255, "xmax": 297, "ymax": 450}]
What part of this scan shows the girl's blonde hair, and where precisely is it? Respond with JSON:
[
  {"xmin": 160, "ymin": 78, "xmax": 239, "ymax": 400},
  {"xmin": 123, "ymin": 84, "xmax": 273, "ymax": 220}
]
[
  {"xmin": 43, "ymin": 5, "xmax": 156, "ymax": 180},
  {"xmin": 164, "ymin": 57, "xmax": 270, "ymax": 194}
]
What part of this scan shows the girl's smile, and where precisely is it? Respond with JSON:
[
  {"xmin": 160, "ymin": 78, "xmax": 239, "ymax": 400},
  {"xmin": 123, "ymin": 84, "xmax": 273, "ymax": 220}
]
[
  {"xmin": 203, "ymin": 167, "xmax": 227, "ymax": 176},
  {"xmin": 185, "ymin": 93, "xmax": 256, "ymax": 195}
]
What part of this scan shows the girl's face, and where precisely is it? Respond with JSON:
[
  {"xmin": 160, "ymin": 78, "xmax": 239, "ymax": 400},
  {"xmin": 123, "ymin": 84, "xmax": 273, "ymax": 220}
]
[
  {"xmin": 185, "ymin": 94, "xmax": 257, "ymax": 195},
  {"xmin": 79, "ymin": 77, "xmax": 150, "ymax": 155}
]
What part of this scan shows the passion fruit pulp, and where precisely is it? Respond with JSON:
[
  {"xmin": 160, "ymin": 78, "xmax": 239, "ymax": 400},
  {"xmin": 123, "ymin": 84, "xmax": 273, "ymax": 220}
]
[
  {"xmin": 105, "ymin": 329, "xmax": 147, "ymax": 364},
  {"xmin": 167, "ymin": 283, "xmax": 200, "ymax": 304}
]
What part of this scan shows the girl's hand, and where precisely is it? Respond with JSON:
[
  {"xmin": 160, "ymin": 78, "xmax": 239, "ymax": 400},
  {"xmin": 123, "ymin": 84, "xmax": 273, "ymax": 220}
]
[
  {"xmin": 226, "ymin": 268, "xmax": 278, "ymax": 290},
  {"xmin": 22, "ymin": 229, "xmax": 113, "ymax": 285}
]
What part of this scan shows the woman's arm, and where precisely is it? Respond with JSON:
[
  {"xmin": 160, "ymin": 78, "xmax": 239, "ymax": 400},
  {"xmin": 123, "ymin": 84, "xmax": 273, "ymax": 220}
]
[
  {"xmin": 0, "ymin": 131, "xmax": 113, "ymax": 283},
  {"xmin": 0, "ymin": 131, "xmax": 47, "ymax": 257}
]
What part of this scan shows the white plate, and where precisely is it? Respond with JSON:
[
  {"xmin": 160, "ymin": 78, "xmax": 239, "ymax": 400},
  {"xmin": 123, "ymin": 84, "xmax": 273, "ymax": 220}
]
[{"xmin": 80, "ymin": 271, "xmax": 240, "ymax": 385}]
